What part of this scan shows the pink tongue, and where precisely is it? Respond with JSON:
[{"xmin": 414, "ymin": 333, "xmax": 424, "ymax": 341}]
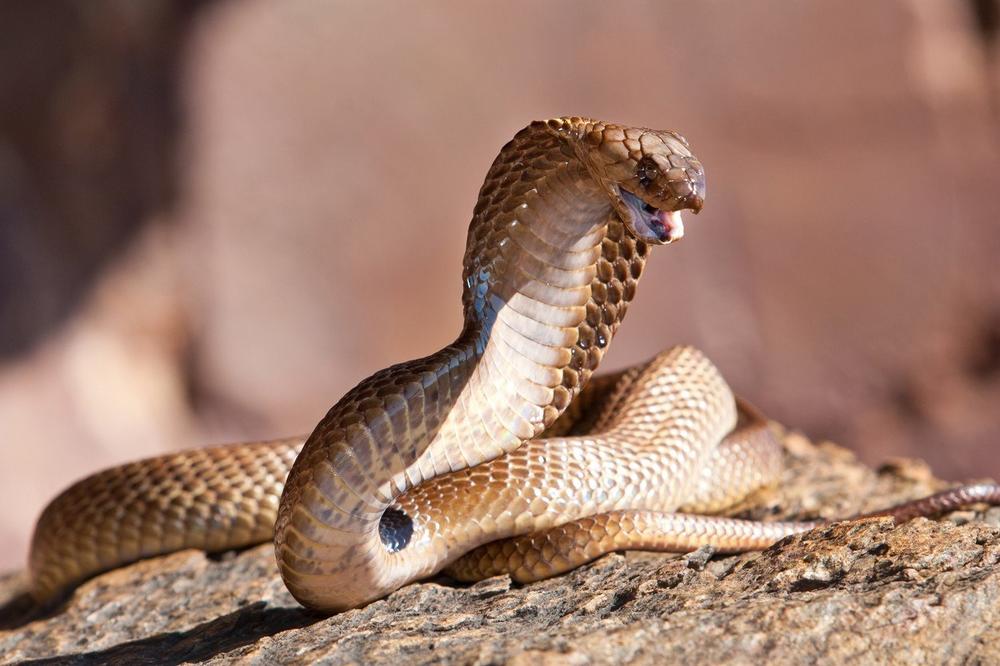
[{"xmin": 658, "ymin": 210, "xmax": 685, "ymax": 242}]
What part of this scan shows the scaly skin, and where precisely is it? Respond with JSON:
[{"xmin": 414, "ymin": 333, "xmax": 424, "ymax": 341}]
[{"xmin": 28, "ymin": 118, "xmax": 1000, "ymax": 612}]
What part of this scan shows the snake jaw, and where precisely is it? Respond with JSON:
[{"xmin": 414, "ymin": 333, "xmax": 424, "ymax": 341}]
[{"xmin": 618, "ymin": 188, "xmax": 686, "ymax": 244}]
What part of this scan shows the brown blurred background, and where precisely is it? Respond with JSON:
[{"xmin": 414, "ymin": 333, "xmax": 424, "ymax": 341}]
[{"xmin": 1, "ymin": 0, "xmax": 999, "ymax": 572}]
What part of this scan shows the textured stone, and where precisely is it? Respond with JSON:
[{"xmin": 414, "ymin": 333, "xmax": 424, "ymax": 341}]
[{"xmin": 2, "ymin": 433, "xmax": 998, "ymax": 664}]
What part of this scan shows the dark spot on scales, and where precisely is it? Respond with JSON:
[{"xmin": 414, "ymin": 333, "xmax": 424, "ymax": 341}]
[{"xmin": 379, "ymin": 508, "xmax": 414, "ymax": 552}]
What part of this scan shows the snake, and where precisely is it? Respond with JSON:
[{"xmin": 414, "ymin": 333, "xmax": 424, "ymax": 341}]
[{"xmin": 28, "ymin": 117, "xmax": 1000, "ymax": 612}]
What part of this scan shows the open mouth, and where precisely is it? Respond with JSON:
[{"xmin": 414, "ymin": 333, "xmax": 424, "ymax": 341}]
[{"xmin": 619, "ymin": 188, "xmax": 685, "ymax": 244}]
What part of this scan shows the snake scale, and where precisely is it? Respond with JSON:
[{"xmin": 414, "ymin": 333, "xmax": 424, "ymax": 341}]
[{"xmin": 28, "ymin": 118, "xmax": 1000, "ymax": 612}]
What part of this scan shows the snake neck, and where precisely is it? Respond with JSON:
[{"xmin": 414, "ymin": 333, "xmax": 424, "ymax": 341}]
[
  {"xmin": 457, "ymin": 160, "xmax": 613, "ymax": 438},
  {"xmin": 275, "ymin": 122, "xmax": 650, "ymax": 611}
]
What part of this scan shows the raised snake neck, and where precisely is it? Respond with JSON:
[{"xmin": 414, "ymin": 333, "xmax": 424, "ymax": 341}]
[{"xmin": 28, "ymin": 118, "xmax": 1000, "ymax": 612}]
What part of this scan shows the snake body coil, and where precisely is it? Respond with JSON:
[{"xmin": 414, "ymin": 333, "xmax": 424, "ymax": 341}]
[{"xmin": 28, "ymin": 118, "xmax": 1000, "ymax": 612}]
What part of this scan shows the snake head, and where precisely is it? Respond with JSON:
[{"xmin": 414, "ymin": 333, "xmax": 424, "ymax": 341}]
[{"xmin": 578, "ymin": 122, "xmax": 705, "ymax": 245}]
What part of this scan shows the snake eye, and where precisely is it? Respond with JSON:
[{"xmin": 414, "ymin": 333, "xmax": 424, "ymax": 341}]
[{"xmin": 637, "ymin": 157, "xmax": 659, "ymax": 188}]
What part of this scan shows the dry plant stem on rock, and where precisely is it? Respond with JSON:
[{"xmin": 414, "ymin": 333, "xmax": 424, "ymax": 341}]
[{"xmin": 27, "ymin": 118, "xmax": 1000, "ymax": 613}]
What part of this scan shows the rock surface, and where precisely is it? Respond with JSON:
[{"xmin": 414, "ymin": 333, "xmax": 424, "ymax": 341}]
[{"xmin": 3, "ymin": 433, "xmax": 999, "ymax": 665}]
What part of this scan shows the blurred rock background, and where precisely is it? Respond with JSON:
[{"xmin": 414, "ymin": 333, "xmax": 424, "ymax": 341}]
[{"xmin": 1, "ymin": 0, "xmax": 998, "ymax": 572}]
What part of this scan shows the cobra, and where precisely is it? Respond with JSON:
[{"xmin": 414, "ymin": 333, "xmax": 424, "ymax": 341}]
[{"xmin": 28, "ymin": 118, "xmax": 1000, "ymax": 612}]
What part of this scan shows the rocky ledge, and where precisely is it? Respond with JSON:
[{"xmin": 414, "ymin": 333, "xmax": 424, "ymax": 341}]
[{"xmin": 2, "ymin": 433, "xmax": 999, "ymax": 665}]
